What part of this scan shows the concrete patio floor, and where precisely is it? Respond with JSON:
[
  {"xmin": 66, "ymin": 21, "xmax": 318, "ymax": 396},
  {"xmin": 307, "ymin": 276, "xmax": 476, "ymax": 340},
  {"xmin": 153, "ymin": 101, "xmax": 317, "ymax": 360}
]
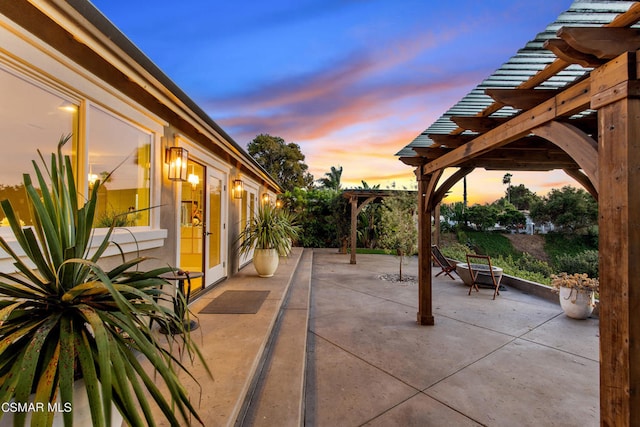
[
  {"xmin": 151, "ymin": 247, "xmax": 599, "ymax": 426},
  {"xmin": 305, "ymin": 248, "xmax": 599, "ymax": 426}
]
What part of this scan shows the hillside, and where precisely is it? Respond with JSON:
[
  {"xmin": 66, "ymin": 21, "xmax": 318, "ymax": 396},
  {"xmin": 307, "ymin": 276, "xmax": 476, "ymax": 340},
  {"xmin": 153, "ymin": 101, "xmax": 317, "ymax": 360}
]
[{"xmin": 503, "ymin": 234, "xmax": 550, "ymax": 263}]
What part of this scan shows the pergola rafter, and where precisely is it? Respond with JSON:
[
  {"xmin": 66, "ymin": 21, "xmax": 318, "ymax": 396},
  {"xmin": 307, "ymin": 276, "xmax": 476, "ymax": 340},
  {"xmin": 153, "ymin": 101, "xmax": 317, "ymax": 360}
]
[{"xmin": 396, "ymin": 2, "xmax": 640, "ymax": 425}]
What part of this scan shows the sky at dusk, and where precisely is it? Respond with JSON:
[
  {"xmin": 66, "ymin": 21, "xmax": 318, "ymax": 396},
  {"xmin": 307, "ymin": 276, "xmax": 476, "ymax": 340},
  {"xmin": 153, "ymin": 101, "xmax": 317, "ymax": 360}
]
[{"xmin": 90, "ymin": 0, "xmax": 577, "ymax": 204}]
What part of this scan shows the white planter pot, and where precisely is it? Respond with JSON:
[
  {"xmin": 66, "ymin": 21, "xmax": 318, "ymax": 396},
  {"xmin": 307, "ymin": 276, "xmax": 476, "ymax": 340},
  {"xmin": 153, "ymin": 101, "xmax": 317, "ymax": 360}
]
[
  {"xmin": 559, "ymin": 286, "xmax": 595, "ymax": 319},
  {"xmin": 0, "ymin": 379, "xmax": 123, "ymax": 427},
  {"xmin": 253, "ymin": 248, "xmax": 279, "ymax": 277}
]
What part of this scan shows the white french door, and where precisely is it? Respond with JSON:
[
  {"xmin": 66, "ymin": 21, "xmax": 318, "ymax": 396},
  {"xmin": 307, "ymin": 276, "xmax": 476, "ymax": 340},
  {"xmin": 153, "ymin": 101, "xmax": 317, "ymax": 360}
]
[
  {"xmin": 238, "ymin": 182, "xmax": 258, "ymax": 266},
  {"xmin": 204, "ymin": 167, "xmax": 227, "ymax": 284}
]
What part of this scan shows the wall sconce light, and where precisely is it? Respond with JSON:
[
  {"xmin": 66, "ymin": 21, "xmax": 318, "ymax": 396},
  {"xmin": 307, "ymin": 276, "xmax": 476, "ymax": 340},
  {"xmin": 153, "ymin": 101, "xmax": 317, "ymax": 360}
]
[
  {"xmin": 166, "ymin": 147, "xmax": 188, "ymax": 181},
  {"xmin": 275, "ymin": 199, "xmax": 283, "ymax": 209},
  {"xmin": 261, "ymin": 193, "xmax": 271, "ymax": 205},
  {"xmin": 232, "ymin": 179, "xmax": 244, "ymax": 199}
]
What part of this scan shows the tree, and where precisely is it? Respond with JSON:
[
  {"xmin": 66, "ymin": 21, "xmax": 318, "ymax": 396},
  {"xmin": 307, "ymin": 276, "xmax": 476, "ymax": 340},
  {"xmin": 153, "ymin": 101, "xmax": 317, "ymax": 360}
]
[
  {"xmin": 497, "ymin": 202, "xmax": 527, "ymax": 231},
  {"xmin": 378, "ymin": 192, "xmax": 418, "ymax": 281},
  {"xmin": 466, "ymin": 204, "xmax": 499, "ymax": 231},
  {"xmin": 506, "ymin": 184, "xmax": 539, "ymax": 211},
  {"xmin": 530, "ymin": 186, "xmax": 597, "ymax": 232},
  {"xmin": 502, "ymin": 173, "xmax": 513, "ymax": 203},
  {"xmin": 247, "ymin": 134, "xmax": 314, "ymax": 191},
  {"xmin": 278, "ymin": 187, "xmax": 344, "ymax": 248},
  {"xmin": 317, "ymin": 165, "xmax": 343, "ymax": 190}
]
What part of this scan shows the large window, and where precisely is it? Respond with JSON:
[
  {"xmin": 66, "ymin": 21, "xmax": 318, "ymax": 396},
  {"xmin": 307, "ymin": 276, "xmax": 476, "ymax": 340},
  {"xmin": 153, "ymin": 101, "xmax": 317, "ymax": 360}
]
[
  {"xmin": 88, "ymin": 106, "xmax": 152, "ymax": 227},
  {"xmin": 0, "ymin": 65, "xmax": 154, "ymax": 230},
  {"xmin": 0, "ymin": 67, "xmax": 78, "ymax": 227}
]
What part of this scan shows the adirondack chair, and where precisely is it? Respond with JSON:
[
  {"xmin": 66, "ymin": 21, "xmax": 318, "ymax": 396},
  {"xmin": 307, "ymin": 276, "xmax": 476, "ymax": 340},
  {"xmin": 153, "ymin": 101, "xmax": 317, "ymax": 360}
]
[
  {"xmin": 466, "ymin": 254, "xmax": 501, "ymax": 300},
  {"xmin": 431, "ymin": 245, "xmax": 457, "ymax": 280}
]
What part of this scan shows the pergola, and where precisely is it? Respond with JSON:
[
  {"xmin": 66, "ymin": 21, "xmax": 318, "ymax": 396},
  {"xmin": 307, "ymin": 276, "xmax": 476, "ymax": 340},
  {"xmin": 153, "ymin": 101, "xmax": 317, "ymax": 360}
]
[
  {"xmin": 397, "ymin": 1, "xmax": 640, "ymax": 425},
  {"xmin": 342, "ymin": 189, "xmax": 393, "ymax": 264}
]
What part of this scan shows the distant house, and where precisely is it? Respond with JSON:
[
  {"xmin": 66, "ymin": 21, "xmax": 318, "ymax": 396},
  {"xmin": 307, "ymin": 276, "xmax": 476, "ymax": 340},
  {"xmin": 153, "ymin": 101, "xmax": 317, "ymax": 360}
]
[{"xmin": 0, "ymin": 1, "xmax": 280, "ymax": 295}]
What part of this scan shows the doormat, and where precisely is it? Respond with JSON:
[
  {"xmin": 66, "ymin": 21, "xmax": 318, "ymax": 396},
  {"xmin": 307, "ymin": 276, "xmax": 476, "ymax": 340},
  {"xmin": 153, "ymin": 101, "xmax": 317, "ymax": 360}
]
[{"xmin": 199, "ymin": 290, "xmax": 270, "ymax": 314}]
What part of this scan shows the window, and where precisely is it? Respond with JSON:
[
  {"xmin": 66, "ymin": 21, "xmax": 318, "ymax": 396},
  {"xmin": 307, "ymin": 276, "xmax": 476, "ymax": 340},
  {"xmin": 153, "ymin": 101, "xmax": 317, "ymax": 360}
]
[
  {"xmin": 0, "ymin": 67, "xmax": 78, "ymax": 227},
  {"xmin": 88, "ymin": 106, "xmax": 152, "ymax": 227}
]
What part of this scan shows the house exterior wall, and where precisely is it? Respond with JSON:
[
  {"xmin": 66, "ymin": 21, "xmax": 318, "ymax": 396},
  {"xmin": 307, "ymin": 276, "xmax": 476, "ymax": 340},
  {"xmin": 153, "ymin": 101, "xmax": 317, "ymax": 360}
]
[{"xmin": 0, "ymin": 1, "xmax": 280, "ymax": 287}]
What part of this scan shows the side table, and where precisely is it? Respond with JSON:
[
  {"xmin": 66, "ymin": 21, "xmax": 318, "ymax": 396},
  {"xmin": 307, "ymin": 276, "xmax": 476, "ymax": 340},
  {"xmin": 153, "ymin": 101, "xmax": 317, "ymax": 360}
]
[{"xmin": 159, "ymin": 270, "xmax": 203, "ymax": 334}]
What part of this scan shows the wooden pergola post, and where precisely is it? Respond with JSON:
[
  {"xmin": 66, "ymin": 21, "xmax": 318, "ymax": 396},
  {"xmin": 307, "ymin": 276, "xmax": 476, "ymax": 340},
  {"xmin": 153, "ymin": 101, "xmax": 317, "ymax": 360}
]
[
  {"xmin": 349, "ymin": 195, "xmax": 358, "ymax": 264},
  {"xmin": 433, "ymin": 203, "xmax": 441, "ymax": 248},
  {"xmin": 417, "ymin": 170, "xmax": 434, "ymax": 325},
  {"xmin": 592, "ymin": 51, "xmax": 640, "ymax": 426}
]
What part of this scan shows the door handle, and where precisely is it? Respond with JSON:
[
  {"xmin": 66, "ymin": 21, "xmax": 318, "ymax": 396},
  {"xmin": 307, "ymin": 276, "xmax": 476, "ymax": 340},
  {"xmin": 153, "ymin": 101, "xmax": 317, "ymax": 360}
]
[{"xmin": 205, "ymin": 231, "xmax": 213, "ymax": 236}]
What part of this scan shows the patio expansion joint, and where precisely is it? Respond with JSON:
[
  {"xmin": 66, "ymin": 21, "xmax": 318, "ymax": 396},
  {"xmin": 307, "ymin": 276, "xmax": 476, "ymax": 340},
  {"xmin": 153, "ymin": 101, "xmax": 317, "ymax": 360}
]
[
  {"xmin": 312, "ymin": 281, "xmax": 419, "ymax": 317},
  {"xmin": 357, "ymin": 389, "xmax": 487, "ymax": 427},
  {"xmin": 420, "ymin": 310, "xmax": 596, "ymax": 395},
  {"xmin": 515, "ymin": 311, "xmax": 600, "ymax": 363},
  {"xmin": 311, "ymin": 325, "xmax": 492, "ymax": 427},
  {"xmin": 310, "ymin": 332, "xmax": 424, "ymax": 393}
]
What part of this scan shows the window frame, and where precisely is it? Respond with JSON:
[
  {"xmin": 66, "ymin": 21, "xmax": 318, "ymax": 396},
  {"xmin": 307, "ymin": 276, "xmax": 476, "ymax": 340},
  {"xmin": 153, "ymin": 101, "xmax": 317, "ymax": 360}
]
[{"xmin": 0, "ymin": 27, "xmax": 168, "ymax": 271}]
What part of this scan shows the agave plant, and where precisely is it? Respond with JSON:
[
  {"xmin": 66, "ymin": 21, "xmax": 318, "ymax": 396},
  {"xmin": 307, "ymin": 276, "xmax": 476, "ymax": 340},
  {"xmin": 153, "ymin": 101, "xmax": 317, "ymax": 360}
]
[
  {"xmin": 237, "ymin": 203, "xmax": 299, "ymax": 257},
  {"xmin": 0, "ymin": 136, "xmax": 209, "ymax": 426}
]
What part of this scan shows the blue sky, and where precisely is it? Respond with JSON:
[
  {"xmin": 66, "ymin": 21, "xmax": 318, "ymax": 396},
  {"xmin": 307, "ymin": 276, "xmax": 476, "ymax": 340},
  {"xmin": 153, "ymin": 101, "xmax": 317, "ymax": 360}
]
[{"xmin": 91, "ymin": 0, "xmax": 576, "ymax": 203}]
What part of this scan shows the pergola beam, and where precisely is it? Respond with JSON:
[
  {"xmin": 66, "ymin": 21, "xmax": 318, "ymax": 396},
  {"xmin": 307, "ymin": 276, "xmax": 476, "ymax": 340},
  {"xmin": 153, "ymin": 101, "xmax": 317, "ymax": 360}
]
[
  {"xmin": 558, "ymin": 27, "xmax": 640, "ymax": 60},
  {"xmin": 544, "ymin": 39, "xmax": 606, "ymax": 68},
  {"xmin": 450, "ymin": 116, "xmax": 510, "ymax": 133},
  {"xmin": 427, "ymin": 133, "xmax": 475, "ymax": 148},
  {"xmin": 485, "ymin": 88, "xmax": 557, "ymax": 110},
  {"xmin": 421, "ymin": 78, "xmax": 591, "ymax": 175}
]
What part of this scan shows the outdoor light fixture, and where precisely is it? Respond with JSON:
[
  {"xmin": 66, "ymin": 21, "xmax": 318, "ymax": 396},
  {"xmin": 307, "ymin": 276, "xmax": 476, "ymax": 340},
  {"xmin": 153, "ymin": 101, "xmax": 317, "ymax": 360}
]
[
  {"xmin": 166, "ymin": 147, "xmax": 188, "ymax": 181},
  {"xmin": 232, "ymin": 179, "xmax": 244, "ymax": 199},
  {"xmin": 261, "ymin": 193, "xmax": 271, "ymax": 204},
  {"xmin": 275, "ymin": 199, "xmax": 282, "ymax": 209}
]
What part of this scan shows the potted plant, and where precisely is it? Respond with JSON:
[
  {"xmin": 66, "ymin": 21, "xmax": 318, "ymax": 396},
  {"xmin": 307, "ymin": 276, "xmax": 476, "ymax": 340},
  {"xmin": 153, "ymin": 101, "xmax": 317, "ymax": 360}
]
[
  {"xmin": 0, "ymin": 136, "xmax": 209, "ymax": 426},
  {"xmin": 551, "ymin": 272, "xmax": 599, "ymax": 319},
  {"xmin": 237, "ymin": 203, "xmax": 298, "ymax": 277}
]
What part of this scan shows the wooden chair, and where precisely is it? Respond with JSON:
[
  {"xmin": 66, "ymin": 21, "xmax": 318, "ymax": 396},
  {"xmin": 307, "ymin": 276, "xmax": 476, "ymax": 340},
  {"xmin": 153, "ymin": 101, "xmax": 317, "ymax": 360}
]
[
  {"xmin": 431, "ymin": 245, "xmax": 457, "ymax": 280},
  {"xmin": 466, "ymin": 254, "xmax": 500, "ymax": 300}
]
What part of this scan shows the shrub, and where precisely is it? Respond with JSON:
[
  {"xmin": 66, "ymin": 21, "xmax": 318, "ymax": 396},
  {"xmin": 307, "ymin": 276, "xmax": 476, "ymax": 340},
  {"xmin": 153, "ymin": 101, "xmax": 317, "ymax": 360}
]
[
  {"xmin": 492, "ymin": 254, "xmax": 551, "ymax": 285},
  {"xmin": 440, "ymin": 244, "xmax": 552, "ymax": 285},
  {"xmin": 465, "ymin": 231, "xmax": 516, "ymax": 258},
  {"xmin": 554, "ymin": 250, "xmax": 599, "ymax": 278},
  {"xmin": 439, "ymin": 242, "xmax": 469, "ymax": 263},
  {"xmin": 515, "ymin": 252, "xmax": 554, "ymax": 277}
]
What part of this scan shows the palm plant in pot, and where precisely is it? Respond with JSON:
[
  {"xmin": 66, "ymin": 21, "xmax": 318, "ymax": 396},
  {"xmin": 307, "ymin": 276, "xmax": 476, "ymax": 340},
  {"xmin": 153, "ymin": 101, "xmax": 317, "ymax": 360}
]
[
  {"xmin": 237, "ymin": 203, "xmax": 299, "ymax": 277},
  {"xmin": 0, "ymin": 136, "xmax": 209, "ymax": 426}
]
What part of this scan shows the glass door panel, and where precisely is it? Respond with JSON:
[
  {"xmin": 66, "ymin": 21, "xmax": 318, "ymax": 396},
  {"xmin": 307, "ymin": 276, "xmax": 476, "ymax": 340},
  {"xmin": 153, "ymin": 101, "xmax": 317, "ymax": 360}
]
[
  {"xmin": 205, "ymin": 168, "xmax": 227, "ymax": 283},
  {"xmin": 180, "ymin": 160, "xmax": 204, "ymax": 295},
  {"xmin": 239, "ymin": 186, "xmax": 257, "ymax": 266}
]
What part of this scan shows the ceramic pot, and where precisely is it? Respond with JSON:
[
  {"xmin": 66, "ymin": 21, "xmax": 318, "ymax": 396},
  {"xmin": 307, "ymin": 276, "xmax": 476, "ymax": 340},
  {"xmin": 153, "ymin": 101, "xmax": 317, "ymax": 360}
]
[
  {"xmin": 253, "ymin": 248, "xmax": 279, "ymax": 277},
  {"xmin": 559, "ymin": 286, "xmax": 595, "ymax": 319}
]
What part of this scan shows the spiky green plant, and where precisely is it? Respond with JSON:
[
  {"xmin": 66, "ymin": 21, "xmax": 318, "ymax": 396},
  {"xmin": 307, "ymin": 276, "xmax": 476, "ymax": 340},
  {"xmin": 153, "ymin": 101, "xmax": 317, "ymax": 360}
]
[
  {"xmin": 0, "ymin": 136, "xmax": 210, "ymax": 426},
  {"xmin": 237, "ymin": 203, "xmax": 299, "ymax": 257}
]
